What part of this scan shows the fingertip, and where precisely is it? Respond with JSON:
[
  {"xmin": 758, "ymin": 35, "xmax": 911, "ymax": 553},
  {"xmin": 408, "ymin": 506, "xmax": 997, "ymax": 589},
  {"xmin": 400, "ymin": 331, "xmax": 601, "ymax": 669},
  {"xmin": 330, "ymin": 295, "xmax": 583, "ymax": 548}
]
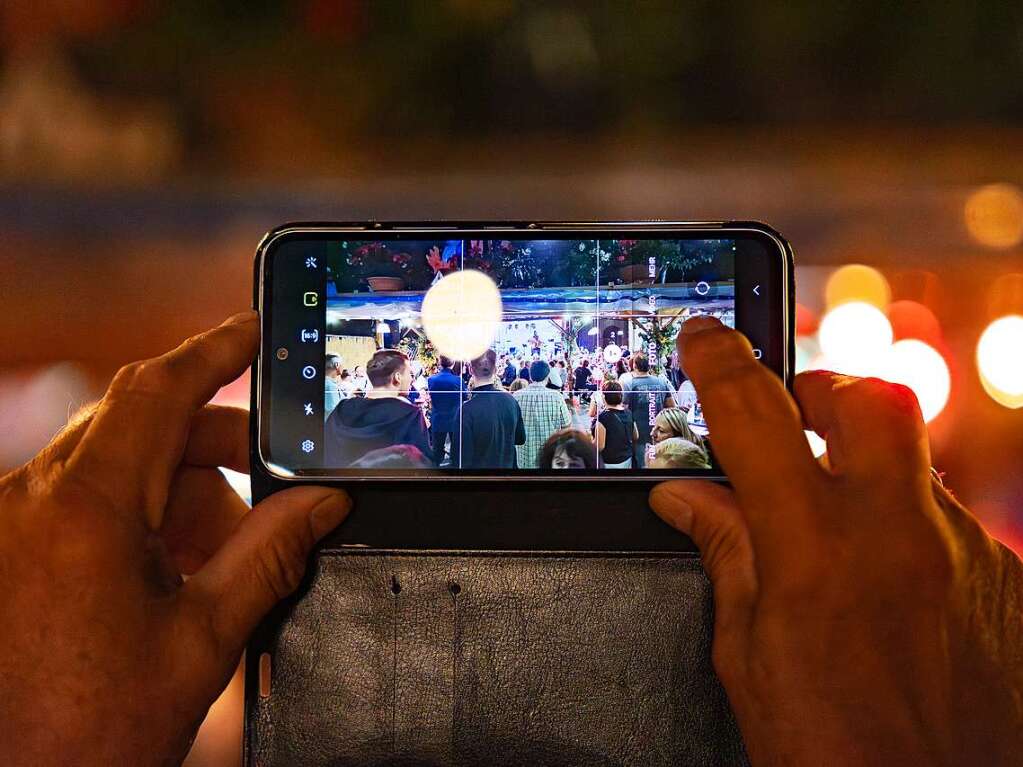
[{"xmin": 681, "ymin": 315, "xmax": 723, "ymax": 335}]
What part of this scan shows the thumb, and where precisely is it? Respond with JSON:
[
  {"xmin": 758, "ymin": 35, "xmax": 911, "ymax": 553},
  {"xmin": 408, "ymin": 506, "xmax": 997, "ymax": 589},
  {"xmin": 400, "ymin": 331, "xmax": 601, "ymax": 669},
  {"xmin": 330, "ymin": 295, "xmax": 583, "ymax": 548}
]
[
  {"xmin": 649, "ymin": 480, "xmax": 756, "ymax": 641},
  {"xmin": 186, "ymin": 486, "xmax": 351, "ymax": 658}
]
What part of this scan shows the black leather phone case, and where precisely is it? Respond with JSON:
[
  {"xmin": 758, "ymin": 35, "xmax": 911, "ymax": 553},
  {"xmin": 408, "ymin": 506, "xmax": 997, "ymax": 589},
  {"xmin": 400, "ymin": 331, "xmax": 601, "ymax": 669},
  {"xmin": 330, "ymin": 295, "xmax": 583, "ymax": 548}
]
[
  {"xmin": 244, "ymin": 451, "xmax": 748, "ymax": 766},
  {"xmin": 243, "ymin": 547, "xmax": 746, "ymax": 767}
]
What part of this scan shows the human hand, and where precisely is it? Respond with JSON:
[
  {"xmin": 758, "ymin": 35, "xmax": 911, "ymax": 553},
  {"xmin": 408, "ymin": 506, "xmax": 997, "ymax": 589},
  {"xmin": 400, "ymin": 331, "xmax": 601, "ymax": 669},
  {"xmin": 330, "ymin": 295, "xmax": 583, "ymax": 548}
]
[
  {"xmin": 0, "ymin": 312, "xmax": 351, "ymax": 766},
  {"xmin": 650, "ymin": 316, "xmax": 1023, "ymax": 766}
]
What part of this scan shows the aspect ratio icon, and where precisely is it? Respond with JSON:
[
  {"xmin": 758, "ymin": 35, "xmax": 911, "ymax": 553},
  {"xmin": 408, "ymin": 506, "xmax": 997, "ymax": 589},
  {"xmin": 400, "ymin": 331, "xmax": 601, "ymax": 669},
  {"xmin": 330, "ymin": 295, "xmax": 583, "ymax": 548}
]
[
  {"xmin": 301, "ymin": 365, "xmax": 317, "ymax": 380},
  {"xmin": 303, "ymin": 292, "xmax": 318, "ymax": 307},
  {"xmin": 300, "ymin": 328, "xmax": 319, "ymax": 343}
]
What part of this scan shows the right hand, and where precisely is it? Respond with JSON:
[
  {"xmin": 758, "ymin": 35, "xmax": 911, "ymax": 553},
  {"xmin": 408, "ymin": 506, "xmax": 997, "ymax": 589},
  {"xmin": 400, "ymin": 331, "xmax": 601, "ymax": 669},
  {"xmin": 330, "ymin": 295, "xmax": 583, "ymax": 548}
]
[{"xmin": 650, "ymin": 316, "xmax": 1023, "ymax": 766}]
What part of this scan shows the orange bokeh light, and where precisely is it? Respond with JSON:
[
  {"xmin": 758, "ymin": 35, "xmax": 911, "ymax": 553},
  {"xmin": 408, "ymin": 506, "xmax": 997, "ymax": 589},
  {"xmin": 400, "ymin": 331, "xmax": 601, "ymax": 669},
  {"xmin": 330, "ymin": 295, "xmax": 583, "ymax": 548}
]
[
  {"xmin": 964, "ymin": 183, "xmax": 1023, "ymax": 249},
  {"xmin": 825, "ymin": 264, "xmax": 891, "ymax": 310},
  {"xmin": 887, "ymin": 300, "xmax": 942, "ymax": 347}
]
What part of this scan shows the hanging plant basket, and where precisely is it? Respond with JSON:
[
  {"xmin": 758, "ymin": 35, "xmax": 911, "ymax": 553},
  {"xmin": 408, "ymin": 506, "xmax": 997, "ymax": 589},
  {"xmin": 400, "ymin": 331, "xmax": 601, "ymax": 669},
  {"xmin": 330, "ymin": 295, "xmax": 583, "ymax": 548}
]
[{"xmin": 366, "ymin": 276, "xmax": 405, "ymax": 292}]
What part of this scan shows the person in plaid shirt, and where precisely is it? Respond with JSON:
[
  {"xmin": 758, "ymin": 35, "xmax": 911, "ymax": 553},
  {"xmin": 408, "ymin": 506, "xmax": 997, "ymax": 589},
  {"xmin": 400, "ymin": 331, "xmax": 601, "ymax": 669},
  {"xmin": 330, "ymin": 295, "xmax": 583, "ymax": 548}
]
[{"xmin": 513, "ymin": 359, "xmax": 572, "ymax": 469}]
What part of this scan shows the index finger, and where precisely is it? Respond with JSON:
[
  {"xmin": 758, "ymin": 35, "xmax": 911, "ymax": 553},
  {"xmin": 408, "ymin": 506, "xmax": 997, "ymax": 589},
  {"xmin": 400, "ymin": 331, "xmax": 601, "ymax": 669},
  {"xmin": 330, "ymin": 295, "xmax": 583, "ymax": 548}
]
[
  {"xmin": 67, "ymin": 311, "xmax": 258, "ymax": 527},
  {"xmin": 678, "ymin": 316, "xmax": 824, "ymax": 538}
]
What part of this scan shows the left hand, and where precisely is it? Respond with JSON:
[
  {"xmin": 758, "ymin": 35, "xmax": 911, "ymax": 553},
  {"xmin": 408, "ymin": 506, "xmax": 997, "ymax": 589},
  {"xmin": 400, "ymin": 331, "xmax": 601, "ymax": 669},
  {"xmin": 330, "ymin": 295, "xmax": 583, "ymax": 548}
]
[{"xmin": 0, "ymin": 312, "xmax": 351, "ymax": 766}]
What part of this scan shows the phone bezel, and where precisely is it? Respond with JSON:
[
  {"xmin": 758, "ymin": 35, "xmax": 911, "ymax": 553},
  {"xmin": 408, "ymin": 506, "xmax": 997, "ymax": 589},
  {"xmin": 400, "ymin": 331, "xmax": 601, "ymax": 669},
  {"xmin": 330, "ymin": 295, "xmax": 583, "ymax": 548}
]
[{"xmin": 254, "ymin": 221, "xmax": 793, "ymax": 483}]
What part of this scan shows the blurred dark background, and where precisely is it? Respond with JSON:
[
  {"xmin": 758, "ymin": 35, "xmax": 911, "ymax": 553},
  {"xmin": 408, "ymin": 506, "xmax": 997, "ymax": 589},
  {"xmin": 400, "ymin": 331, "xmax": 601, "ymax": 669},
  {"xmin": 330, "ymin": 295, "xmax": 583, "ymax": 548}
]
[{"xmin": 2, "ymin": 3, "xmax": 1022, "ymax": 763}]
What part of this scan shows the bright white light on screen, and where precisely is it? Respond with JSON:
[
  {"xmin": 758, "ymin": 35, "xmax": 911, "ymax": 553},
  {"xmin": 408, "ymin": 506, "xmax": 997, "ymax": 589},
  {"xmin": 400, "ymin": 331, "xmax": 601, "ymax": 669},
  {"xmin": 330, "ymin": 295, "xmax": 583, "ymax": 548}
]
[
  {"xmin": 881, "ymin": 339, "xmax": 950, "ymax": 423},
  {"xmin": 818, "ymin": 301, "xmax": 893, "ymax": 377},
  {"xmin": 421, "ymin": 270, "xmax": 502, "ymax": 360}
]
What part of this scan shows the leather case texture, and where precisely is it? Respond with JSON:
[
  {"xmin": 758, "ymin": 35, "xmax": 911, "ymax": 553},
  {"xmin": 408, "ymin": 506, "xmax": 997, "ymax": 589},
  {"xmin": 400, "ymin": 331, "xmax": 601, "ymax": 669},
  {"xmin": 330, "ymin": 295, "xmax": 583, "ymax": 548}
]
[{"xmin": 243, "ymin": 548, "xmax": 747, "ymax": 766}]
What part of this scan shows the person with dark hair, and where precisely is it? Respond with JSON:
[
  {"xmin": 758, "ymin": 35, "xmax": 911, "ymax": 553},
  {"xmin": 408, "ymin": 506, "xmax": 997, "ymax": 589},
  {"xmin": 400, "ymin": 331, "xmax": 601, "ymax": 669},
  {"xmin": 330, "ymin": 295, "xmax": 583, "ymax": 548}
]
[
  {"xmin": 427, "ymin": 355, "xmax": 464, "ymax": 466},
  {"xmin": 595, "ymin": 381, "xmax": 639, "ymax": 469},
  {"xmin": 538, "ymin": 428, "xmax": 597, "ymax": 470},
  {"xmin": 573, "ymin": 358, "xmax": 592, "ymax": 391},
  {"xmin": 460, "ymin": 349, "xmax": 527, "ymax": 469},
  {"xmin": 337, "ymin": 368, "xmax": 355, "ymax": 398},
  {"xmin": 325, "ymin": 349, "xmax": 432, "ymax": 466},
  {"xmin": 512, "ymin": 359, "xmax": 572, "ymax": 469},
  {"xmin": 623, "ymin": 352, "xmax": 675, "ymax": 468}
]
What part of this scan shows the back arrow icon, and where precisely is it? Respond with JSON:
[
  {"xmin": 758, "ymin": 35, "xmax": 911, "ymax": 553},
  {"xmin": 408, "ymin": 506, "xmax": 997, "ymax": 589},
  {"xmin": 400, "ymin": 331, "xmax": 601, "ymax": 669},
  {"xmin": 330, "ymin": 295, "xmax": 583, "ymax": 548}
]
[{"xmin": 753, "ymin": 284, "xmax": 760, "ymax": 296}]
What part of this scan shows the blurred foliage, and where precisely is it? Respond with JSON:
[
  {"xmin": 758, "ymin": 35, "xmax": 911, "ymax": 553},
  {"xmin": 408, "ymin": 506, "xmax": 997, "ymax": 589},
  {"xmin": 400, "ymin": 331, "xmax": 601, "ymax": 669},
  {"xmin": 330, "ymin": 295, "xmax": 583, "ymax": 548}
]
[{"xmin": 41, "ymin": 0, "xmax": 1023, "ymax": 168}]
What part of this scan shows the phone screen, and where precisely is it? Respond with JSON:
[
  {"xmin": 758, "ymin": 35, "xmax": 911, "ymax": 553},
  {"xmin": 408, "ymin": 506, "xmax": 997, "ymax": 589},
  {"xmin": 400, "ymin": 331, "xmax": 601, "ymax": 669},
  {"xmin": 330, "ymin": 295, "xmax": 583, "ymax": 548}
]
[{"xmin": 258, "ymin": 226, "xmax": 789, "ymax": 479}]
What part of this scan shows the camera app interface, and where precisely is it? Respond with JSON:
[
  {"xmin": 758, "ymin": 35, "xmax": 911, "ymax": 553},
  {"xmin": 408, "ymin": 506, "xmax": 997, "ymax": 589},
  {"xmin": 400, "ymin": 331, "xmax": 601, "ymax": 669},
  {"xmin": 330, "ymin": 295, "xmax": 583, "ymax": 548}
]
[{"xmin": 268, "ymin": 236, "xmax": 737, "ymax": 475}]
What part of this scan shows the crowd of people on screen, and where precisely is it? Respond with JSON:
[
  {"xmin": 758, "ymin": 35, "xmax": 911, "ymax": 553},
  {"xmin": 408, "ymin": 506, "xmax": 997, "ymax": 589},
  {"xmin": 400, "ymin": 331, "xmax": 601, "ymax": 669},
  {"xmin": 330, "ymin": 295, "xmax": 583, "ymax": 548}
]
[{"xmin": 323, "ymin": 345, "xmax": 710, "ymax": 471}]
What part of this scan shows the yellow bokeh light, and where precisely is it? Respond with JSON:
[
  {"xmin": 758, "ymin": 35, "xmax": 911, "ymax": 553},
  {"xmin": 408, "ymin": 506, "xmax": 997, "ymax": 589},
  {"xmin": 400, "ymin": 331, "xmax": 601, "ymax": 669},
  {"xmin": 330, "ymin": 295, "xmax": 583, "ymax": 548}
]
[
  {"xmin": 977, "ymin": 315, "xmax": 1023, "ymax": 409},
  {"xmin": 818, "ymin": 301, "xmax": 893, "ymax": 377},
  {"xmin": 421, "ymin": 270, "xmax": 502, "ymax": 361},
  {"xmin": 825, "ymin": 264, "xmax": 891, "ymax": 309},
  {"xmin": 964, "ymin": 183, "xmax": 1023, "ymax": 249},
  {"xmin": 882, "ymin": 339, "xmax": 950, "ymax": 423}
]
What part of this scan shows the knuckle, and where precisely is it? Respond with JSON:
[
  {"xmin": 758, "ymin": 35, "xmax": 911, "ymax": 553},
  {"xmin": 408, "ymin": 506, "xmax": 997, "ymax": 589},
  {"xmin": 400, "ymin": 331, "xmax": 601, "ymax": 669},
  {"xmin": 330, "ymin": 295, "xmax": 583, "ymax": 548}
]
[{"xmin": 110, "ymin": 358, "xmax": 165, "ymax": 395}]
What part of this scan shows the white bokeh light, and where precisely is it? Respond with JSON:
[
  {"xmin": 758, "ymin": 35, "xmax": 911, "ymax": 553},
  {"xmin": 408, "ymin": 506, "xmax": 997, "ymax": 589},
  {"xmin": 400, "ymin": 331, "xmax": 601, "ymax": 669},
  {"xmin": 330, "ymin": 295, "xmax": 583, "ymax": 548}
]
[
  {"xmin": 421, "ymin": 270, "xmax": 502, "ymax": 360},
  {"xmin": 818, "ymin": 301, "xmax": 893, "ymax": 377},
  {"xmin": 881, "ymin": 339, "xmax": 951, "ymax": 423},
  {"xmin": 977, "ymin": 315, "xmax": 1023, "ymax": 397}
]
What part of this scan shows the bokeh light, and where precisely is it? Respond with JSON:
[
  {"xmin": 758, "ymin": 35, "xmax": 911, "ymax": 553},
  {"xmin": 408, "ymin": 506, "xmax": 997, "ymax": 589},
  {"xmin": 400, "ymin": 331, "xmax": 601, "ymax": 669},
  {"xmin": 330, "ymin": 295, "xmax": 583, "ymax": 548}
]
[
  {"xmin": 818, "ymin": 301, "xmax": 893, "ymax": 376},
  {"xmin": 887, "ymin": 299, "xmax": 943, "ymax": 347},
  {"xmin": 825, "ymin": 264, "xmax": 891, "ymax": 309},
  {"xmin": 882, "ymin": 339, "xmax": 951, "ymax": 423},
  {"xmin": 421, "ymin": 270, "xmax": 502, "ymax": 361},
  {"xmin": 964, "ymin": 183, "xmax": 1023, "ymax": 249},
  {"xmin": 977, "ymin": 315, "xmax": 1023, "ymax": 409},
  {"xmin": 794, "ymin": 336, "xmax": 820, "ymax": 374},
  {"xmin": 795, "ymin": 302, "xmax": 818, "ymax": 336}
]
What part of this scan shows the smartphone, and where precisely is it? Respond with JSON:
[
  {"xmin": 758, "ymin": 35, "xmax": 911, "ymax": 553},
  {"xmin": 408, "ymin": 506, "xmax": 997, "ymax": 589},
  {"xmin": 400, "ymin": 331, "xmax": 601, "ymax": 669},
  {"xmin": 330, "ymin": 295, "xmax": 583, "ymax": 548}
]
[{"xmin": 254, "ymin": 222, "xmax": 792, "ymax": 482}]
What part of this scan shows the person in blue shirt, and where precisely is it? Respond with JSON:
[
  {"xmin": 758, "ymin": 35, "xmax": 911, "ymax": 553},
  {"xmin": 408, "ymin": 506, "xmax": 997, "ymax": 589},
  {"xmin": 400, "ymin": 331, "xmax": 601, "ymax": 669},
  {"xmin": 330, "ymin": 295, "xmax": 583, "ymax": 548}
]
[
  {"xmin": 427, "ymin": 356, "xmax": 465, "ymax": 466},
  {"xmin": 501, "ymin": 356, "xmax": 518, "ymax": 387}
]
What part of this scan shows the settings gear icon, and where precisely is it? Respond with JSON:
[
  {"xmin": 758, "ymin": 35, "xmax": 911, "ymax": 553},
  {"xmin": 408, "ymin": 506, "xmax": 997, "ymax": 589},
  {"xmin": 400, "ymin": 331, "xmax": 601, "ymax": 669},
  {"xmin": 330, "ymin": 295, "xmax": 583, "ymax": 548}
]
[{"xmin": 300, "ymin": 439, "xmax": 315, "ymax": 453}]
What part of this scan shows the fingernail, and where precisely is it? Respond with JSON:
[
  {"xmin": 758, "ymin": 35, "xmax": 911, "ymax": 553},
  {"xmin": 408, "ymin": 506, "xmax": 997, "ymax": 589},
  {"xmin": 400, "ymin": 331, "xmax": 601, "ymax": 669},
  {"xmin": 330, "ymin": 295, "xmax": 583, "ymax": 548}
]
[
  {"xmin": 309, "ymin": 492, "xmax": 351, "ymax": 539},
  {"xmin": 222, "ymin": 310, "xmax": 258, "ymax": 326},
  {"xmin": 682, "ymin": 315, "xmax": 722, "ymax": 335}
]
